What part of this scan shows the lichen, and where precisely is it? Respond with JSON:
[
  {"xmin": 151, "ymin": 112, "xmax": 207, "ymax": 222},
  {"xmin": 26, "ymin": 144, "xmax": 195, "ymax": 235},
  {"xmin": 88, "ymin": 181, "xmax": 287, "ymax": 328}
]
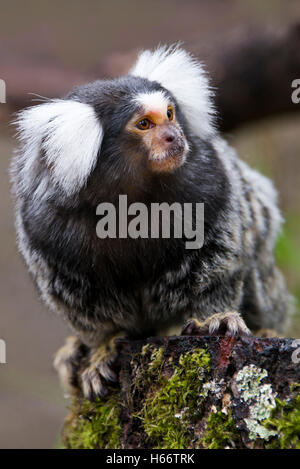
[
  {"xmin": 203, "ymin": 378, "xmax": 225, "ymax": 399},
  {"xmin": 235, "ymin": 364, "xmax": 277, "ymax": 441},
  {"xmin": 63, "ymin": 389, "xmax": 121, "ymax": 449},
  {"xmin": 264, "ymin": 396, "xmax": 300, "ymax": 449},
  {"xmin": 201, "ymin": 410, "xmax": 241, "ymax": 449},
  {"xmin": 138, "ymin": 347, "xmax": 211, "ymax": 449}
]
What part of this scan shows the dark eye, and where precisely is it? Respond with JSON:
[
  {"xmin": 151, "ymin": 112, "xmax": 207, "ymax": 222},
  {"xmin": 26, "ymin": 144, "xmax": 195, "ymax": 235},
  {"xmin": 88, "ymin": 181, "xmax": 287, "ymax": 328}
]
[
  {"xmin": 136, "ymin": 119, "xmax": 151, "ymax": 130},
  {"xmin": 167, "ymin": 107, "xmax": 174, "ymax": 120}
]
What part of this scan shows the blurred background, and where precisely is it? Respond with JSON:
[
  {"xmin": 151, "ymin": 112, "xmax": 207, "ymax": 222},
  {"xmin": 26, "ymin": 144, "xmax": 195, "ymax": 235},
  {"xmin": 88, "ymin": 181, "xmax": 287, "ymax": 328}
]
[{"xmin": 0, "ymin": 0, "xmax": 299, "ymax": 449}]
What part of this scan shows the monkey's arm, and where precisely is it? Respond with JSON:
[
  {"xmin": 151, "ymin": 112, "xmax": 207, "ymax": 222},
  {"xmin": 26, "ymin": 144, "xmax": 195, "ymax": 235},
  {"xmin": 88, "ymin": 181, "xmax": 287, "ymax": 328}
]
[
  {"xmin": 182, "ymin": 270, "xmax": 251, "ymax": 337},
  {"xmin": 156, "ymin": 261, "xmax": 250, "ymax": 338}
]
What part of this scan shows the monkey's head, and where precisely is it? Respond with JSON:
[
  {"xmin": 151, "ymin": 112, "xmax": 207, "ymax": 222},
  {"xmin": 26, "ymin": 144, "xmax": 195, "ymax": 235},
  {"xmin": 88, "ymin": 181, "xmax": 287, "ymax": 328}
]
[
  {"xmin": 123, "ymin": 89, "xmax": 188, "ymax": 174},
  {"xmin": 13, "ymin": 46, "xmax": 216, "ymax": 203}
]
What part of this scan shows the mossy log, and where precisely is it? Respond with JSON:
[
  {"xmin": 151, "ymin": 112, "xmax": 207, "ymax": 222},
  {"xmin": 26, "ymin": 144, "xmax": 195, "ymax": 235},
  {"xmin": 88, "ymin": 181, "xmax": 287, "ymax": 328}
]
[{"xmin": 62, "ymin": 336, "xmax": 300, "ymax": 449}]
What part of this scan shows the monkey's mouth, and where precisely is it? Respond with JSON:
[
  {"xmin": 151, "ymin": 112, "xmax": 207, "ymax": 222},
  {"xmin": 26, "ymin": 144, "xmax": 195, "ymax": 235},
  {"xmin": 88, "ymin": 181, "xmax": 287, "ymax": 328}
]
[{"xmin": 148, "ymin": 141, "xmax": 188, "ymax": 173}]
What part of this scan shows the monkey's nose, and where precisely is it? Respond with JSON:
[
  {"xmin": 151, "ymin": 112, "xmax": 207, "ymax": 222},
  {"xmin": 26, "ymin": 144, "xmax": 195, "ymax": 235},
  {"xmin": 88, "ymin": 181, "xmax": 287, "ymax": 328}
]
[
  {"xmin": 165, "ymin": 134, "xmax": 175, "ymax": 143},
  {"xmin": 161, "ymin": 129, "xmax": 176, "ymax": 145}
]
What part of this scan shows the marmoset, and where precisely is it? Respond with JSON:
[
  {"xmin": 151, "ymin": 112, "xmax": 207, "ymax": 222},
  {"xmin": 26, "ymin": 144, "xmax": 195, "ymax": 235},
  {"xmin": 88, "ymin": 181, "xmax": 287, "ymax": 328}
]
[{"xmin": 12, "ymin": 46, "xmax": 292, "ymax": 400}]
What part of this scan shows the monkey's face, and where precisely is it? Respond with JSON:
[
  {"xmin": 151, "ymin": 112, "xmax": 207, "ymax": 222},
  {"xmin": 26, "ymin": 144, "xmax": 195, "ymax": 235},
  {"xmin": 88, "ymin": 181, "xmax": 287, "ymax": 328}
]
[
  {"xmin": 15, "ymin": 46, "xmax": 216, "ymax": 202},
  {"xmin": 124, "ymin": 91, "xmax": 189, "ymax": 173}
]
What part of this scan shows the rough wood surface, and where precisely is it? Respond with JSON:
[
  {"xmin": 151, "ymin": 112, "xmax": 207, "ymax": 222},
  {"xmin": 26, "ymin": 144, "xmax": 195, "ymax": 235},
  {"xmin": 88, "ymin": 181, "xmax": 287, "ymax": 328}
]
[{"xmin": 62, "ymin": 336, "xmax": 300, "ymax": 449}]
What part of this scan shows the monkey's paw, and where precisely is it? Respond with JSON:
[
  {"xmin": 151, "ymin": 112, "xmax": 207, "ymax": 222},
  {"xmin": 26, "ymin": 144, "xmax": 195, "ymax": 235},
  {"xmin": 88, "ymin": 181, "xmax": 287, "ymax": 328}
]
[
  {"xmin": 181, "ymin": 311, "xmax": 251, "ymax": 337},
  {"xmin": 53, "ymin": 336, "xmax": 89, "ymax": 397},
  {"xmin": 80, "ymin": 337, "xmax": 119, "ymax": 401}
]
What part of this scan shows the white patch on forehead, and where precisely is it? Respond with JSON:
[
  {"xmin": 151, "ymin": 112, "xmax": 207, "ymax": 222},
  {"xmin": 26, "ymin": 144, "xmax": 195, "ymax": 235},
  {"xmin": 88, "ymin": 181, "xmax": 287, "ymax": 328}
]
[
  {"xmin": 14, "ymin": 99, "xmax": 103, "ymax": 196},
  {"xmin": 130, "ymin": 45, "xmax": 216, "ymax": 138},
  {"xmin": 134, "ymin": 91, "xmax": 169, "ymax": 115}
]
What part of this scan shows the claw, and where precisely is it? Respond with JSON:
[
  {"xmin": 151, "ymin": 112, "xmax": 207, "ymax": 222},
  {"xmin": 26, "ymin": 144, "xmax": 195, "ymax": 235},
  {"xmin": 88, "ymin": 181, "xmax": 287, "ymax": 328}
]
[
  {"xmin": 80, "ymin": 336, "xmax": 120, "ymax": 401},
  {"xmin": 81, "ymin": 367, "xmax": 108, "ymax": 401},
  {"xmin": 181, "ymin": 318, "xmax": 203, "ymax": 336},
  {"xmin": 181, "ymin": 312, "xmax": 251, "ymax": 337}
]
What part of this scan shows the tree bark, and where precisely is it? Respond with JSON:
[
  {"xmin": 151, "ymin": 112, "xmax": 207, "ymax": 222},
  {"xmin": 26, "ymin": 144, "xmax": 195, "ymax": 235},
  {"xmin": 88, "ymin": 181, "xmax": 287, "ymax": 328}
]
[
  {"xmin": 204, "ymin": 23, "xmax": 300, "ymax": 131},
  {"xmin": 62, "ymin": 336, "xmax": 300, "ymax": 449}
]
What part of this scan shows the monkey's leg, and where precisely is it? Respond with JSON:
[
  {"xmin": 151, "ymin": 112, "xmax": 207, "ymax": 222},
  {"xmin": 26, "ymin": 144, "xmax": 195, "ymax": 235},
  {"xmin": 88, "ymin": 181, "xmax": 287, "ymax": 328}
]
[
  {"xmin": 80, "ymin": 333, "xmax": 124, "ymax": 401},
  {"xmin": 53, "ymin": 336, "xmax": 89, "ymax": 396},
  {"xmin": 181, "ymin": 311, "xmax": 251, "ymax": 337}
]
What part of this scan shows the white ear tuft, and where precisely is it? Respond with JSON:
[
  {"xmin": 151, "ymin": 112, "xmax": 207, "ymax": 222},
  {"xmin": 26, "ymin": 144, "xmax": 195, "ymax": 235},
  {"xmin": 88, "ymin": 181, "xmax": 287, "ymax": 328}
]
[
  {"xmin": 15, "ymin": 100, "xmax": 103, "ymax": 195},
  {"xmin": 130, "ymin": 45, "xmax": 216, "ymax": 138}
]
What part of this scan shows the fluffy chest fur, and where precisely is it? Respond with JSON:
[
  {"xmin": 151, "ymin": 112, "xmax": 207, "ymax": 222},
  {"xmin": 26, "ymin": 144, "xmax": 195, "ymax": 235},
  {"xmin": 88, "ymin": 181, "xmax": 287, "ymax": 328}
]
[{"xmin": 17, "ymin": 136, "xmax": 230, "ymax": 338}]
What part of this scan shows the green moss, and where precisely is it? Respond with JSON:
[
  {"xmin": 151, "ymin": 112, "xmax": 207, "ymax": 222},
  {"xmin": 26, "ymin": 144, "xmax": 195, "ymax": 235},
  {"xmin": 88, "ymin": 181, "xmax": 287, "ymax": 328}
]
[
  {"xmin": 63, "ymin": 389, "xmax": 121, "ymax": 449},
  {"xmin": 131, "ymin": 345, "xmax": 165, "ymax": 394},
  {"xmin": 139, "ymin": 348, "xmax": 211, "ymax": 449},
  {"xmin": 264, "ymin": 396, "xmax": 300, "ymax": 449},
  {"xmin": 201, "ymin": 411, "xmax": 241, "ymax": 449}
]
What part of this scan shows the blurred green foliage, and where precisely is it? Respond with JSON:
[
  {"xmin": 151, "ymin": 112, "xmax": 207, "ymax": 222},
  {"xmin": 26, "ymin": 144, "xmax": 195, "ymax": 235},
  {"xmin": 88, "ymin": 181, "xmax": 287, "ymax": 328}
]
[
  {"xmin": 276, "ymin": 215, "xmax": 300, "ymax": 335},
  {"xmin": 233, "ymin": 116, "xmax": 300, "ymax": 337}
]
